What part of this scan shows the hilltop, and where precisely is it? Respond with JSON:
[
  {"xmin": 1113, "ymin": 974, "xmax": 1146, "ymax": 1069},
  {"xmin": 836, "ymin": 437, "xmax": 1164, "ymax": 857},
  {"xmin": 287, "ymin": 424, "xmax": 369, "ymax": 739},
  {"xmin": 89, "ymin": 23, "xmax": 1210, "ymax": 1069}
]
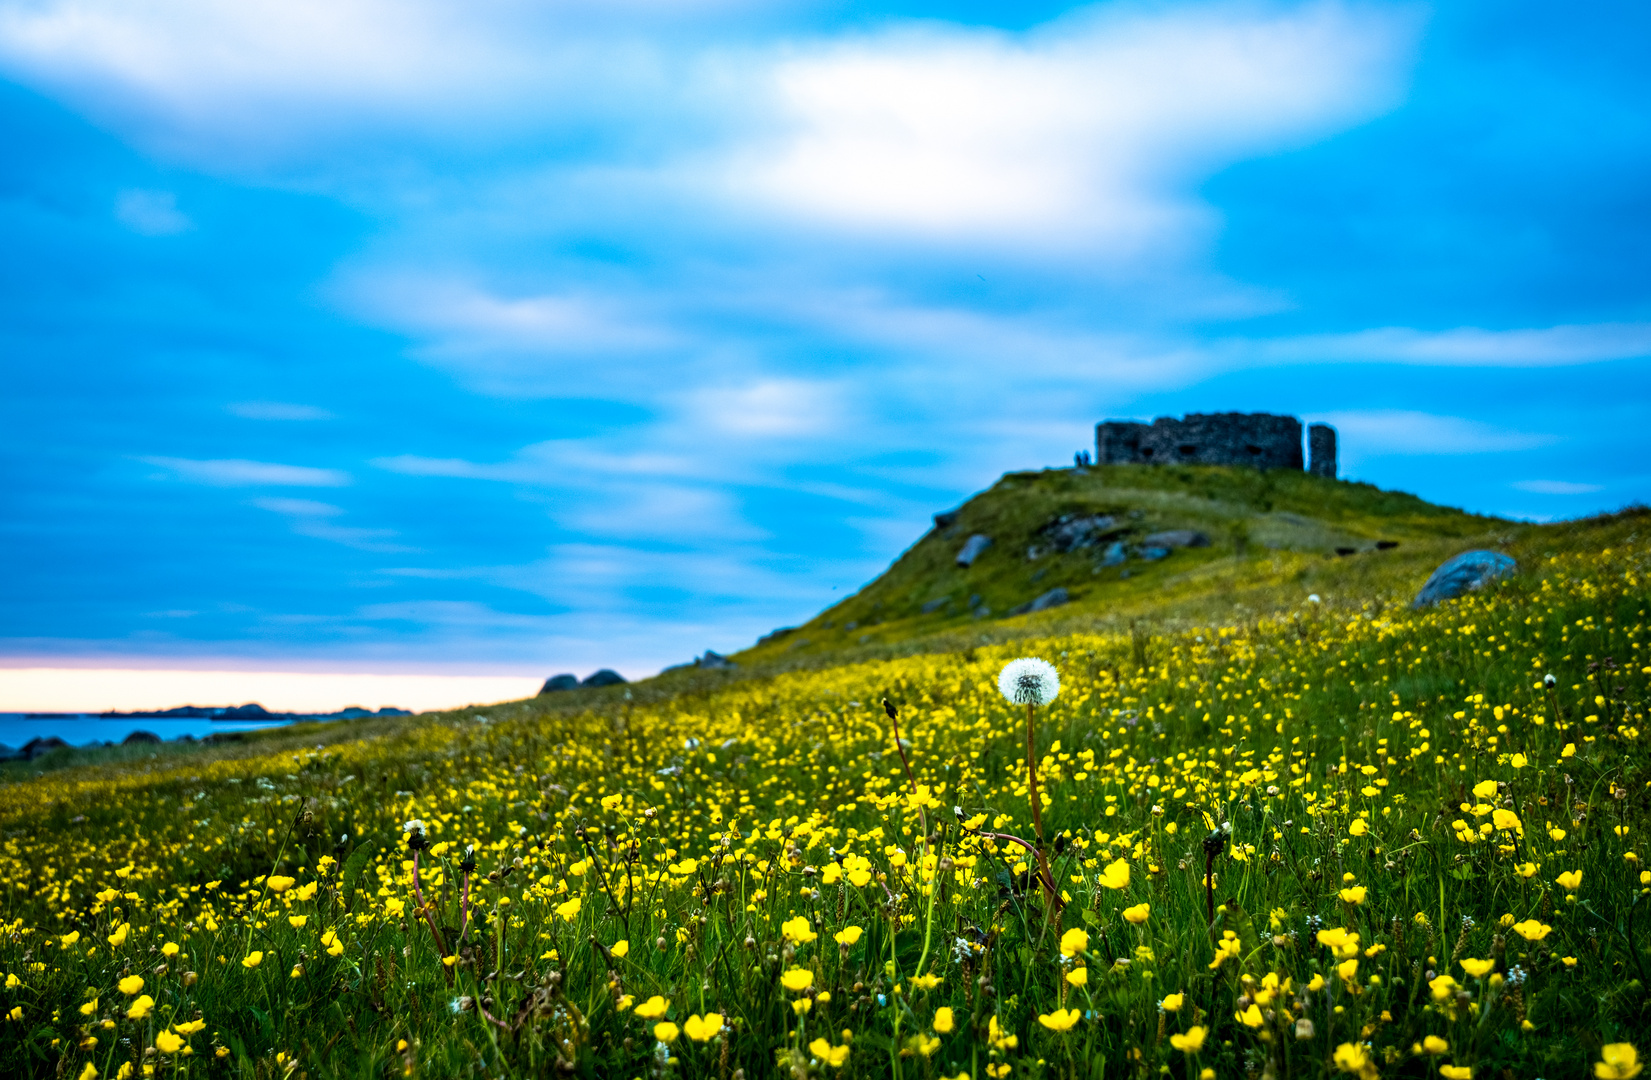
[{"xmin": 732, "ymin": 464, "xmax": 1548, "ymax": 667}]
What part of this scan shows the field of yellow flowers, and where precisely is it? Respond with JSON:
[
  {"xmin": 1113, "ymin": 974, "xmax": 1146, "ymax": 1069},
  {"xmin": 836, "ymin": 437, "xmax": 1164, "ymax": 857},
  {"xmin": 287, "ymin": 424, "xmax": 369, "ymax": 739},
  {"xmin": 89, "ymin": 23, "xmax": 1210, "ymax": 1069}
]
[{"xmin": 1, "ymin": 541, "xmax": 1647, "ymax": 1079}]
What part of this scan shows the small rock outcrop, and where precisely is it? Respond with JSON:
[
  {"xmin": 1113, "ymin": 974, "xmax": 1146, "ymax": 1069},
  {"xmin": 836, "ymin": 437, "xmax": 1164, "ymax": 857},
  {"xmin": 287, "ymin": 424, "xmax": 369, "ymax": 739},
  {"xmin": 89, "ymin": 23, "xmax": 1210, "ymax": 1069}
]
[
  {"xmin": 121, "ymin": 730, "xmax": 161, "ymax": 745},
  {"xmin": 1028, "ymin": 515, "xmax": 1120, "ymax": 559},
  {"xmin": 1141, "ymin": 529, "xmax": 1209, "ymax": 549},
  {"xmin": 956, "ymin": 534, "xmax": 992, "ymax": 567},
  {"xmin": 581, "ymin": 669, "xmax": 628, "ymax": 688},
  {"xmin": 1009, "ymin": 586, "xmax": 1070, "ymax": 616},
  {"xmin": 695, "ymin": 651, "xmax": 736, "ymax": 669},
  {"xmin": 1413, "ymin": 551, "xmax": 1517, "ymax": 608},
  {"xmin": 20, "ymin": 736, "xmax": 68, "ymax": 760},
  {"xmin": 539, "ymin": 674, "xmax": 580, "ymax": 694}
]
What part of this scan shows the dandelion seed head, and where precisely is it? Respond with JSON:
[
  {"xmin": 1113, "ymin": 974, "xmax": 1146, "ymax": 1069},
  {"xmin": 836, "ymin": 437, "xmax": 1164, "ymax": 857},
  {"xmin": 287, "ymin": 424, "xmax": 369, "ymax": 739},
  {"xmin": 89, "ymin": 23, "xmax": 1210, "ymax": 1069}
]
[{"xmin": 998, "ymin": 657, "xmax": 1060, "ymax": 707}]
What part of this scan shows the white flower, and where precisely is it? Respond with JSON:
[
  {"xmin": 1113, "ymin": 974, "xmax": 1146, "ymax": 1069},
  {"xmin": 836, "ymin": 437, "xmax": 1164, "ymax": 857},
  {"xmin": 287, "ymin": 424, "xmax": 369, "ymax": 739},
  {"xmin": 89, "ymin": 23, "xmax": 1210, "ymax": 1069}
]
[
  {"xmin": 997, "ymin": 657, "xmax": 1060, "ymax": 706},
  {"xmin": 1307, "ymin": 594, "xmax": 1321, "ymax": 604},
  {"xmin": 403, "ymin": 819, "xmax": 425, "ymax": 834}
]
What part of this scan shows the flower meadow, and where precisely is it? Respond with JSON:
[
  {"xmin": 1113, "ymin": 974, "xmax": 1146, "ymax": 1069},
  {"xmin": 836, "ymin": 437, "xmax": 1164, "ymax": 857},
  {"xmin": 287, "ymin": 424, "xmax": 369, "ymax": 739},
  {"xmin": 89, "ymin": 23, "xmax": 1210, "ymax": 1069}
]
[{"xmin": 1, "ymin": 545, "xmax": 1648, "ymax": 1079}]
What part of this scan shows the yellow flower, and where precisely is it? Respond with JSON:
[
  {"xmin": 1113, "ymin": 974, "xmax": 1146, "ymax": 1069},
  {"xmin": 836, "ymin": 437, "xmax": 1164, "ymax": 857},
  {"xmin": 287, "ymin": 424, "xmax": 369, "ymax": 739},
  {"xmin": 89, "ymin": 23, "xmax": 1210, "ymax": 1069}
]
[
  {"xmin": 1562, "ymin": 956, "xmax": 1578, "ymax": 967},
  {"xmin": 1160, "ymin": 994, "xmax": 1185, "ymax": 1012},
  {"xmin": 1097, "ymin": 859, "xmax": 1130, "ymax": 890},
  {"xmin": 1472, "ymin": 779, "xmax": 1498, "ymax": 799},
  {"xmin": 1170, "ymin": 1026, "xmax": 1207, "ymax": 1053},
  {"xmin": 781, "ymin": 968, "xmax": 814, "ymax": 992},
  {"xmin": 809, "ymin": 1038, "xmax": 852, "ymax": 1067},
  {"xmin": 1348, "ymin": 818, "xmax": 1369, "ymax": 837},
  {"xmin": 107, "ymin": 923, "xmax": 128, "ymax": 947},
  {"xmin": 1422, "ymin": 1036, "xmax": 1449, "ymax": 1055},
  {"xmin": 174, "ymin": 1020, "xmax": 206, "ymax": 1035},
  {"xmin": 1066, "ymin": 966, "xmax": 1088, "ymax": 987},
  {"xmin": 6, "ymin": 1006, "xmax": 21, "ymax": 1022},
  {"xmin": 266, "ymin": 876, "xmax": 295, "ymax": 893},
  {"xmin": 118, "ymin": 975, "xmax": 144, "ymax": 995},
  {"xmin": 1511, "ymin": 753, "xmax": 1527, "ymax": 769},
  {"xmin": 910, "ymin": 972, "xmax": 941, "ymax": 990},
  {"xmin": 79, "ymin": 998, "xmax": 98, "ymax": 1016},
  {"xmin": 793, "ymin": 998, "xmax": 812, "ymax": 1015},
  {"xmin": 555, "ymin": 897, "xmax": 581, "ymax": 923},
  {"xmin": 1429, "ymin": 975, "xmax": 1460, "ymax": 1001},
  {"xmin": 161, "ymin": 942, "xmax": 179, "ymax": 958},
  {"xmin": 1337, "ymin": 959, "xmax": 1359, "ymax": 983},
  {"xmin": 1556, "ymin": 870, "xmax": 1582, "ymax": 891},
  {"xmin": 1339, "ymin": 886, "xmax": 1367, "ymax": 904},
  {"xmin": 1038, "ymin": 1008, "xmax": 1081, "ymax": 1032},
  {"xmin": 600, "ymin": 793, "xmax": 624, "ymax": 811},
  {"xmin": 1059, "ymin": 927, "xmax": 1089, "ymax": 957},
  {"xmin": 933, "ymin": 1006, "xmax": 955, "ymax": 1034},
  {"xmin": 610, "ymin": 940, "xmax": 629, "ymax": 959},
  {"xmin": 242, "ymin": 952, "xmax": 263, "ymax": 969},
  {"xmin": 78, "ymin": 1064, "xmax": 97, "ymax": 1080},
  {"xmin": 1235, "ymin": 1004, "xmax": 1263, "ymax": 1028},
  {"xmin": 59, "ymin": 931, "xmax": 80, "ymax": 948},
  {"xmin": 294, "ymin": 881, "xmax": 318, "ymax": 902},
  {"xmin": 1493, "ymin": 809, "xmax": 1522, "ymax": 831},
  {"xmin": 322, "ymin": 930, "xmax": 344, "ymax": 957},
  {"xmin": 1460, "ymin": 958, "xmax": 1495, "ymax": 978},
  {"xmin": 288, "ymin": 916, "xmax": 308, "ymax": 929},
  {"xmin": 1122, "ymin": 902, "xmax": 1150, "ymax": 924},
  {"xmin": 634, "ymin": 996, "xmax": 669, "ymax": 1019},
  {"xmin": 834, "ymin": 925, "xmax": 864, "ymax": 946},
  {"xmin": 1516, "ymin": 862, "xmax": 1538, "ymax": 879},
  {"xmin": 782, "ymin": 915, "xmax": 818, "ymax": 945},
  {"xmin": 155, "ymin": 1031, "xmax": 184, "ymax": 1054},
  {"xmin": 654, "ymin": 1022, "xmax": 679, "ymax": 1043},
  {"xmin": 1334, "ymin": 1042, "xmax": 1378, "ymax": 1079},
  {"xmin": 1512, "ymin": 920, "xmax": 1551, "ymax": 942},
  {"xmin": 126, "ymin": 995, "xmax": 154, "ymax": 1020},
  {"xmin": 1440, "ymin": 1065, "xmax": 1473, "ymax": 1079},
  {"xmin": 1596, "ymin": 1043, "xmax": 1642, "ymax": 1080},
  {"xmin": 1550, "ymin": 827, "xmax": 1567, "ymax": 841},
  {"xmin": 683, "ymin": 1013, "xmax": 723, "ymax": 1041}
]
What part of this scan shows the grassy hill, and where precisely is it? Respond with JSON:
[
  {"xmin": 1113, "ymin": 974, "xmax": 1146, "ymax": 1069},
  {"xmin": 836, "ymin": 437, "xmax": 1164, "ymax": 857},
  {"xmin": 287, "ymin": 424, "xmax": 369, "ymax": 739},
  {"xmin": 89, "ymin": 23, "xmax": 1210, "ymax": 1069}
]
[
  {"xmin": 0, "ymin": 467, "xmax": 1646, "ymax": 1080},
  {"xmin": 734, "ymin": 464, "xmax": 1598, "ymax": 670}
]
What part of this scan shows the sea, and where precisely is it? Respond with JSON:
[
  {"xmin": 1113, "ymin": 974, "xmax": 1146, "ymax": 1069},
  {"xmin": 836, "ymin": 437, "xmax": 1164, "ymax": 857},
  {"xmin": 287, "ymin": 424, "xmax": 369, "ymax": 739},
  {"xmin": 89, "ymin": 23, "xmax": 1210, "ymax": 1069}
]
[{"xmin": 0, "ymin": 713, "xmax": 293, "ymax": 756}]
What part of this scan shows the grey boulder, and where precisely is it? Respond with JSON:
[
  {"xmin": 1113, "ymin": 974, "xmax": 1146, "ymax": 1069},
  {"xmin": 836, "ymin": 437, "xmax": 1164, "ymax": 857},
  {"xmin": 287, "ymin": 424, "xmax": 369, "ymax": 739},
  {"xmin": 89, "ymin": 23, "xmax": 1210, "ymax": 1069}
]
[
  {"xmin": 1413, "ymin": 550, "xmax": 1517, "ymax": 608},
  {"xmin": 1141, "ymin": 530, "xmax": 1209, "ymax": 549},
  {"xmin": 1008, "ymin": 586, "xmax": 1070, "ymax": 616},
  {"xmin": 956, "ymin": 534, "xmax": 993, "ymax": 567},
  {"xmin": 695, "ymin": 651, "xmax": 736, "ymax": 669},
  {"xmin": 540, "ymin": 674, "xmax": 580, "ymax": 694},
  {"xmin": 581, "ymin": 669, "xmax": 628, "ymax": 688},
  {"xmin": 1098, "ymin": 541, "xmax": 1127, "ymax": 567},
  {"xmin": 122, "ymin": 730, "xmax": 162, "ymax": 745}
]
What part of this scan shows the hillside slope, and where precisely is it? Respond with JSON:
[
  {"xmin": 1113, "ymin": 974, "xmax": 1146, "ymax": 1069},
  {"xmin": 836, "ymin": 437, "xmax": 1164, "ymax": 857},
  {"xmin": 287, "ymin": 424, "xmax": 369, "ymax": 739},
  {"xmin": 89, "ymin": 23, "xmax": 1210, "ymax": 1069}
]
[{"xmin": 733, "ymin": 464, "xmax": 1606, "ymax": 669}]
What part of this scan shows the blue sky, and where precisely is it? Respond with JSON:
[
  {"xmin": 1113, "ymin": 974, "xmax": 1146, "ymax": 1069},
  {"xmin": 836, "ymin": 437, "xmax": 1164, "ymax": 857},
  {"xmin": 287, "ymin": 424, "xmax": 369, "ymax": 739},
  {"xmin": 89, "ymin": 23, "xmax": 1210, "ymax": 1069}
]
[{"xmin": 2, "ymin": 0, "xmax": 1648, "ymax": 684}]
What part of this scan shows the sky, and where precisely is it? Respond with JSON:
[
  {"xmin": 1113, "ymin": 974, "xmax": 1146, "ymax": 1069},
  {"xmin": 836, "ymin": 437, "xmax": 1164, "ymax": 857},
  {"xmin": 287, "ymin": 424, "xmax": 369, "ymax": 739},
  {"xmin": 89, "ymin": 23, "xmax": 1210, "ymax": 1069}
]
[{"xmin": 2, "ymin": 0, "xmax": 1649, "ymax": 710}]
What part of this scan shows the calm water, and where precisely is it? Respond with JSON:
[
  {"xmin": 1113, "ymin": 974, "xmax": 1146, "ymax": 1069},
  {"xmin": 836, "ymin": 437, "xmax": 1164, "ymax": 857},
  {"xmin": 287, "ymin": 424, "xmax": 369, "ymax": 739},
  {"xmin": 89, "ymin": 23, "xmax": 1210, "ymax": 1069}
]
[{"xmin": 0, "ymin": 713, "xmax": 292, "ymax": 754}]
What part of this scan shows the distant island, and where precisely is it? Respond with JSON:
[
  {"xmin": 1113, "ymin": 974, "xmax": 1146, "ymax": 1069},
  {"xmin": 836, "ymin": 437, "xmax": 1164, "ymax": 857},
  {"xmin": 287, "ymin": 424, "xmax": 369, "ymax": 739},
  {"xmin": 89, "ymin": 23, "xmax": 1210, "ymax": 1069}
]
[{"xmin": 91, "ymin": 702, "xmax": 413, "ymax": 722}]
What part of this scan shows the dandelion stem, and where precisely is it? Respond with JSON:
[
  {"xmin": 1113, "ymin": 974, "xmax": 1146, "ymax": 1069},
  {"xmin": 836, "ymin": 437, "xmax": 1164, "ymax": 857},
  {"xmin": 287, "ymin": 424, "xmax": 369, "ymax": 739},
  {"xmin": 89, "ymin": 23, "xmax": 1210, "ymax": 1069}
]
[{"xmin": 1025, "ymin": 702, "xmax": 1045, "ymax": 846}]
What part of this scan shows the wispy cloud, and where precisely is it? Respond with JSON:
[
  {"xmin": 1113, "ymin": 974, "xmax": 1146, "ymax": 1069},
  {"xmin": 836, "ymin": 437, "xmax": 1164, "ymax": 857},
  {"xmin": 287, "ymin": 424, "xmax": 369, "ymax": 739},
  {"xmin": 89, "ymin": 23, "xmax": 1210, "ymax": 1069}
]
[
  {"xmin": 228, "ymin": 401, "xmax": 334, "ymax": 421},
  {"xmin": 1249, "ymin": 323, "xmax": 1651, "ymax": 368},
  {"xmin": 1311, "ymin": 411, "xmax": 1556, "ymax": 455},
  {"xmin": 1512, "ymin": 479, "xmax": 1604, "ymax": 495},
  {"xmin": 140, "ymin": 457, "xmax": 351, "ymax": 486},
  {"xmin": 252, "ymin": 496, "xmax": 414, "ymax": 552},
  {"xmin": 114, "ymin": 188, "xmax": 190, "ymax": 234}
]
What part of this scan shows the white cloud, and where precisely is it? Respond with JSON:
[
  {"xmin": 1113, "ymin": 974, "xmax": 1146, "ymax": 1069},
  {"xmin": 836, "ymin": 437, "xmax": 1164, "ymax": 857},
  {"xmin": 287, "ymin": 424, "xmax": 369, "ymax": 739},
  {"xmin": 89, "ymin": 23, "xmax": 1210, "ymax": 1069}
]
[
  {"xmin": 114, "ymin": 188, "xmax": 190, "ymax": 234},
  {"xmin": 727, "ymin": 3, "xmax": 1416, "ymax": 246},
  {"xmin": 140, "ymin": 456, "xmax": 351, "ymax": 486},
  {"xmin": 229, "ymin": 401, "xmax": 334, "ymax": 420},
  {"xmin": 1311, "ymin": 411, "xmax": 1555, "ymax": 455},
  {"xmin": 689, "ymin": 379, "xmax": 841, "ymax": 437},
  {"xmin": 1512, "ymin": 480, "xmax": 1604, "ymax": 495}
]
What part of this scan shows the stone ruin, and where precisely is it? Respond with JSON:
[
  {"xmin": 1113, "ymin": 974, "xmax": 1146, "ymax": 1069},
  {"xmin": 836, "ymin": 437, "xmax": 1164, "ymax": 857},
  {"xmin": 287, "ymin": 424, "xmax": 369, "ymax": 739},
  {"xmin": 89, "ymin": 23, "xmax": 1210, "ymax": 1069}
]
[{"xmin": 1095, "ymin": 412, "xmax": 1337, "ymax": 477}]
